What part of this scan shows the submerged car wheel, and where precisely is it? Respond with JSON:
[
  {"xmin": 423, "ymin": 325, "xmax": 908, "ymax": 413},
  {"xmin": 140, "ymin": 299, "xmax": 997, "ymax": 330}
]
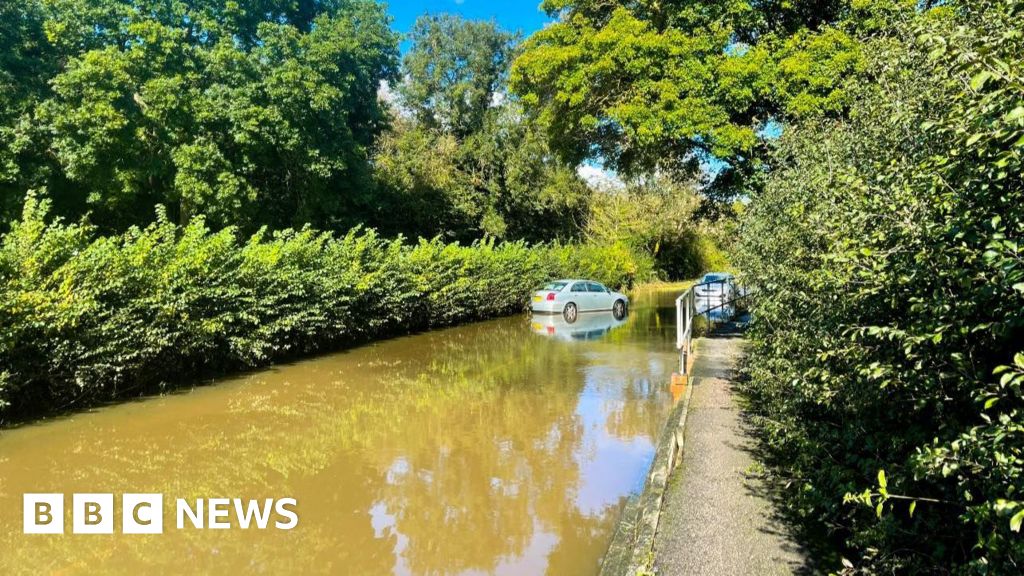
[
  {"xmin": 613, "ymin": 299, "xmax": 627, "ymax": 320},
  {"xmin": 563, "ymin": 302, "xmax": 578, "ymax": 323}
]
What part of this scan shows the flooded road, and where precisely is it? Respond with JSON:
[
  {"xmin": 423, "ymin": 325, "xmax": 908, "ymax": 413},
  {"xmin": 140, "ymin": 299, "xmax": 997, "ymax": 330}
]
[{"xmin": 0, "ymin": 285, "xmax": 683, "ymax": 575}]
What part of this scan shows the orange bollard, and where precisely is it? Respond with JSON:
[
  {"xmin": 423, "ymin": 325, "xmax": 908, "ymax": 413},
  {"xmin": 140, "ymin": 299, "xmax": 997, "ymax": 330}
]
[{"xmin": 670, "ymin": 373, "xmax": 687, "ymax": 403}]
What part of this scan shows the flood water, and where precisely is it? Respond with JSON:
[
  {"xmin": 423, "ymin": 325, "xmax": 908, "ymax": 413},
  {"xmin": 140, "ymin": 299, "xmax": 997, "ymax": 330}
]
[{"xmin": 0, "ymin": 286, "xmax": 684, "ymax": 575}]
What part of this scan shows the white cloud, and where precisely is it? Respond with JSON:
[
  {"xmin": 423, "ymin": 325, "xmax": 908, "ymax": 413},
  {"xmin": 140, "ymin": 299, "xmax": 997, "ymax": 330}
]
[
  {"xmin": 378, "ymin": 79, "xmax": 398, "ymax": 106},
  {"xmin": 577, "ymin": 163, "xmax": 625, "ymax": 190},
  {"xmin": 378, "ymin": 79, "xmax": 415, "ymax": 119}
]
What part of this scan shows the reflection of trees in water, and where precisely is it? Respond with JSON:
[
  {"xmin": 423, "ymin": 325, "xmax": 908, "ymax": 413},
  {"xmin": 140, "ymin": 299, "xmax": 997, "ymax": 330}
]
[
  {"xmin": 543, "ymin": 505, "xmax": 620, "ymax": 576},
  {"xmin": 576, "ymin": 296, "xmax": 678, "ymax": 444},
  {"xmin": 594, "ymin": 364, "xmax": 672, "ymax": 443},
  {"xmin": 349, "ymin": 321, "xmax": 589, "ymax": 574},
  {"xmin": 0, "ymin": 309, "xmax": 673, "ymax": 575},
  {"xmin": 370, "ymin": 391, "xmax": 582, "ymax": 574}
]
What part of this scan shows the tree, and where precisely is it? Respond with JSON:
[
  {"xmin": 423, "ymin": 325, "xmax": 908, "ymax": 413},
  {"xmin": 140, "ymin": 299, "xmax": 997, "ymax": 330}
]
[
  {"xmin": 0, "ymin": 1, "xmax": 55, "ymax": 227},
  {"xmin": 372, "ymin": 102, "xmax": 589, "ymax": 243},
  {"xmin": 585, "ymin": 177, "xmax": 726, "ymax": 277},
  {"xmin": 5, "ymin": 0, "xmax": 399, "ymax": 231},
  {"xmin": 399, "ymin": 15, "xmax": 518, "ymax": 138},
  {"xmin": 373, "ymin": 15, "xmax": 588, "ymax": 243},
  {"xmin": 510, "ymin": 0, "xmax": 905, "ymax": 194}
]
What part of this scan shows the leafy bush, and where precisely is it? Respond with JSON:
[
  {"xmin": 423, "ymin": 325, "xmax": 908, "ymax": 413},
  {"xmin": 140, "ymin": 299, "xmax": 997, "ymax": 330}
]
[
  {"xmin": 1, "ymin": 0, "xmax": 399, "ymax": 231},
  {"xmin": 0, "ymin": 194, "xmax": 652, "ymax": 421},
  {"xmin": 584, "ymin": 177, "xmax": 729, "ymax": 278},
  {"xmin": 736, "ymin": 1, "xmax": 1024, "ymax": 572},
  {"xmin": 544, "ymin": 241, "xmax": 654, "ymax": 290}
]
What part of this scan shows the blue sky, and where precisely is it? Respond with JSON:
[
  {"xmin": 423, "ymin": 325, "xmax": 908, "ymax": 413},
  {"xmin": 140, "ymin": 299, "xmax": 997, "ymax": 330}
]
[
  {"xmin": 383, "ymin": 2, "xmax": 634, "ymax": 186},
  {"xmin": 386, "ymin": 1, "xmax": 552, "ymax": 47}
]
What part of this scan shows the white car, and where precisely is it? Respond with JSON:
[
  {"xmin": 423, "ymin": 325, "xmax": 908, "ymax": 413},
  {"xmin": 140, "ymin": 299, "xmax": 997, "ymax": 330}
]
[
  {"xmin": 530, "ymin": 279, "xmax": 629, "ymax": 323},
  {"xmin": 695, "ymin": 272, "xmax": 735, "ymax": 300},
  {"xmin": 695, "ymin": 272, "xmax": 736, "ymax": 314}
]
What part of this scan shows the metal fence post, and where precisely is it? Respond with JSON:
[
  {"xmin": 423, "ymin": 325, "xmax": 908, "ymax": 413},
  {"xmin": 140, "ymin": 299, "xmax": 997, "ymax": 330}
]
[{"xmin": 675, "ymin": 279, "xmax": 751, "ymax": 377}]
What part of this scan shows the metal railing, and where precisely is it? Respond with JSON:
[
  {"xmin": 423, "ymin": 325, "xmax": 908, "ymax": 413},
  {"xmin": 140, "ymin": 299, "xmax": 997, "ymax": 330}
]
[{"xmin": 675, "ymin": 279, "xmax": 749, "ymax": 374}]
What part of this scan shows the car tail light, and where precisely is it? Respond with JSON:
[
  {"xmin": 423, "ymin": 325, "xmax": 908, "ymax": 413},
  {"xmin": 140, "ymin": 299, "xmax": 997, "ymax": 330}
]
[{"xmin": 546, "ymin": 292, "xmax": 556, "ymax": 301}]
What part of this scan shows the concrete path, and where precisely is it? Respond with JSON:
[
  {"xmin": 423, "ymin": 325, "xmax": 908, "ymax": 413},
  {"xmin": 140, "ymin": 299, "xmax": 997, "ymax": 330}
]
[{"xmin": 653, "ymin": 329, "xmax": 807, "ymax": 575}]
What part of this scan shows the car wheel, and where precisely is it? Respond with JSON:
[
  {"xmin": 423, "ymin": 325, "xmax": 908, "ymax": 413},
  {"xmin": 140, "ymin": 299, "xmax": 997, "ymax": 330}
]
[
  {"xmin": 563, "ymin": 302, "xmax": 578, "ymax": 323},
  {"xmin": 613, "ymin": 299, "xmax": 626, "ymax": 320}
]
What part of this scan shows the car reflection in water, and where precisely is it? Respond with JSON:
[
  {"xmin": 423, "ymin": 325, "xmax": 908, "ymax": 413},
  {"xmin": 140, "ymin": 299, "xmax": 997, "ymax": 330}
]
[{"xmin": 530, "ymin": 310, "xmax": 628, "ymax": 342}]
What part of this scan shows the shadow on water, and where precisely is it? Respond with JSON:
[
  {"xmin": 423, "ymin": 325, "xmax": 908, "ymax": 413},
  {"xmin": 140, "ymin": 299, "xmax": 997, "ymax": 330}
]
[{"xmin": 0, "ymin": 286, "xmax": 685, "ymax": 576}]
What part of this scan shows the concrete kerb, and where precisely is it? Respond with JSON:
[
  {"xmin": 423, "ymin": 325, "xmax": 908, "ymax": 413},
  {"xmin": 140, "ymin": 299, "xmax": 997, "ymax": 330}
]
[{"xmin": 599, "ymin": 340, "xmax": 701, "ymax": 576}]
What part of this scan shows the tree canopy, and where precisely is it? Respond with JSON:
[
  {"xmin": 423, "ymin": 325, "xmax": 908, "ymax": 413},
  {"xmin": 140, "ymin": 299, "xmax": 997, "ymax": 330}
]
[
  {"xmin": 371, "ymin": 15, "xmax": 590, "ymax": 243},
  {"xmin": 1, "ymin": 0, "xmax": 399, "ymax": 231},
  {"xmin": 510, "ymin": 0, "xmax": 907, "ymax": 191},
  {"xmin": 400, "ymin": 14, "xmax": 518, "ymax": 138},
  {"xmin": 0, "ymin": 1, "xmax": 729, "ymax": 257}
]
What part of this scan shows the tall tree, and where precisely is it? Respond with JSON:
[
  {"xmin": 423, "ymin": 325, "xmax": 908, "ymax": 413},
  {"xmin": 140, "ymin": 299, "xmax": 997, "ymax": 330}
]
[
  {"xmin": 373, "ymin": 99, "xmax": 590, "ymax": 242},
  {"xmin": 399, "ymin": 15, "xmax": 518, "ymax": 138},
  {"xmin": 373, "ymin": 15, "xmax": 588, "ymax": 242}
]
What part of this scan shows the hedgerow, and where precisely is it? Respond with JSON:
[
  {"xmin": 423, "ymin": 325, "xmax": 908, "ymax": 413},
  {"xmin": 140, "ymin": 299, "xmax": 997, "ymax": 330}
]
[
  {"xmin": 0, "ymin": 194, "xmax": 652, "ymax": 421},
  {"xmin": 736, "ymin": 1, "xmax": 1024, "ymax": 572}
]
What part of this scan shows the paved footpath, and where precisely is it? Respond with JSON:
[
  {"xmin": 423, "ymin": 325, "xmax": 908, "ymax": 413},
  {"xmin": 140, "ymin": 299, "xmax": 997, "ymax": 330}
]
[{"xmin": 653, "ymin": 328, "xmax": 807, "ymax": 575}]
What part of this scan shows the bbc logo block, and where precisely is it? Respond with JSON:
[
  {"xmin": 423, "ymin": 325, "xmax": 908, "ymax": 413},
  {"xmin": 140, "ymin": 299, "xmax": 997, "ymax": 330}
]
[
  {"xmin": 23, "ymin": 494, "xmax": 64, "ymax": 534},
  {"xmin": 123, "ymin": 493, "xmax": 164, "ymax": 534},
  {"xmin": 24, "ymin": 493, "xmax": 163, "ymax": 534}
]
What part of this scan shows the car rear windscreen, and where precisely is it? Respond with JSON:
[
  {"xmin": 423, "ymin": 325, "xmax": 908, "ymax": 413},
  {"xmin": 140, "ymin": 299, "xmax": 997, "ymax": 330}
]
[{"xmin": 542, "ymin": 282, "xmax": 568, "ymax": 291}]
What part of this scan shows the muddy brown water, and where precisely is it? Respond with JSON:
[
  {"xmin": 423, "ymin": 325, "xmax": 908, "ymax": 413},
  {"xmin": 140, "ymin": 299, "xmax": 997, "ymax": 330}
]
[{"xmin": 0, "ymin": 286, "xmax": 684, "ymax": 575}]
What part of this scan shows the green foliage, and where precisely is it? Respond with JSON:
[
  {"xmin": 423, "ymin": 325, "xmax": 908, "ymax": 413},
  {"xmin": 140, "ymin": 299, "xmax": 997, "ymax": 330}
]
[
  {"xmin": 510, "ymin": 0, "xmax": 913, "ymax": 194},
  {"xmin": 544, "ymin": 241, "xmax": 654, "ymax": 290},
  {"xmin": 0, "ymin": 193, "xmax": 652, "ymax": 421},
  {"xmin": 1, "ymin": 0, "xmax": 398, "ymax": 231},
  {"xmin": 400, "ymin": 14, "xmax": 518, "ymax": 138},
  {"xmin": 736, "ymin": 0, "xmax": 1024, "ymax": 571},
  {"xmin": 372, "ymin": 15, "xmax": 589, "ymax": 243},
  {"xmin": 372, "ymin": 106, "xmax": 591, "ymax": 243},
  {"xmin": 512, "ymin": 4, "xmax": 760, "ymax": 176},
  {"xmin": 0, "ymin": 1, "xmax": 56, "ymax": 225},
  {"xmin": 585, "ymin": 177, "xmax": 730, "ymax": 278},
  {"xmin": 2, "ymin": 1, "xmax": 715, "ymax": 263}
]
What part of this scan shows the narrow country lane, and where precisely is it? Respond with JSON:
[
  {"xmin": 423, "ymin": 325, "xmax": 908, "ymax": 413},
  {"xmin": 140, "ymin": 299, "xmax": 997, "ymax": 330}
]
[{"xmin": 654, "ymin": 327, "xmax": 807, "ymax": 575}]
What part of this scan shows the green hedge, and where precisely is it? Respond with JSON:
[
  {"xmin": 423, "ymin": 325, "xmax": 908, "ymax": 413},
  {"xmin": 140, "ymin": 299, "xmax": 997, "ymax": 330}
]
[
  {"xmin": 0, "ymin": 194, "xmax": 652, "ymax": 421},
  {"xmin": 736, "ymin": 1, "xmax": 1024, "ymax": 572}
]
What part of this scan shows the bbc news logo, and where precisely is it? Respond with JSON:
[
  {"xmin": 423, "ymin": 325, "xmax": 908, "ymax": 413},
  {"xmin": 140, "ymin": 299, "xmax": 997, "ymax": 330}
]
[{"xmin": 23, "ymin": 494, "xmax": 298, "ymax": 534}]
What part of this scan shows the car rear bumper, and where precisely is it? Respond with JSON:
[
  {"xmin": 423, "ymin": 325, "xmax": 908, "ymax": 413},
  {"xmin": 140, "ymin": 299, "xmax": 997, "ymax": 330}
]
[{"xmin": 530, "ymin": 300, "xmax": 562, "ymax": 314}]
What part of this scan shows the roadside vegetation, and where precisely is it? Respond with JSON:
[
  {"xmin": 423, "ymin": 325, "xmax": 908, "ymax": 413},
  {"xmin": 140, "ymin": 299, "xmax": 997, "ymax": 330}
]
[
  {"xmin": 0, "ymin": 194, "xmax": 651, "ymax": 420},
  {"xmin": 735, "ymin": 1, "xmax": 1024, "ymax": 572}
]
